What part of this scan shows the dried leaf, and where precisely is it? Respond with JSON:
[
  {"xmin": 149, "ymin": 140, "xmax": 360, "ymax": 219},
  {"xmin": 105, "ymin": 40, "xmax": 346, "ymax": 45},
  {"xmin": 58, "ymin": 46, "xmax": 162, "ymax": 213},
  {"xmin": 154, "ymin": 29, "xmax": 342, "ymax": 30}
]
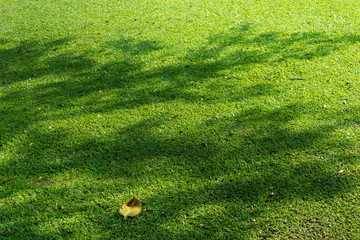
[{"xmin": 119, "ymin": 197, "xmax": 142, "ymax": 219}]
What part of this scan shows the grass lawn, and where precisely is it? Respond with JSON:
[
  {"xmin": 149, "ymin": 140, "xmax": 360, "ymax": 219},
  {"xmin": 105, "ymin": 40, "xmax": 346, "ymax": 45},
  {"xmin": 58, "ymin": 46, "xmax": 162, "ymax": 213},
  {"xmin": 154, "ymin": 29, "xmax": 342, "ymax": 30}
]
[{"xmin": 1, "ymin": 0, "xmax": 360, "ymax": 239}]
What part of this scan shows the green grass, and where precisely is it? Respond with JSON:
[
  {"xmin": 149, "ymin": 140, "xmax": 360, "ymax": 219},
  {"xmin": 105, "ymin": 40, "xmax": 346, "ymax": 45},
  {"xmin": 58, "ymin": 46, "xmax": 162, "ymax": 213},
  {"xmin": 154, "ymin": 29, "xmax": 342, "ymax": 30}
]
[{"xmin": 1, "ymin": 0, "xmax": 360, "ymax": 239}]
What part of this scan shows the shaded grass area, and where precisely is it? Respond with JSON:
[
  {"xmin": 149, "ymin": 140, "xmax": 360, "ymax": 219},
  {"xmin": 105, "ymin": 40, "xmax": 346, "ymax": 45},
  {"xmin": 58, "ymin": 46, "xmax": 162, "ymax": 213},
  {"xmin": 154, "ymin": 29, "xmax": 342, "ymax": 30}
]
[{"xmin": 1, "ymin": 0, "xmax": 360, "ymax": 239}]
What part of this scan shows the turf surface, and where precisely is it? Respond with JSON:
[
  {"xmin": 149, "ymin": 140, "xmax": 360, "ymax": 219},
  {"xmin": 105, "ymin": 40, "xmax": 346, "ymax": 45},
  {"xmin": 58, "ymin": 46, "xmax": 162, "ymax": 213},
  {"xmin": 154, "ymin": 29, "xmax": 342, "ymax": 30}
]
[{"xmin": 1, "ymin": 0, "xmax": 360, "ymax": 239}]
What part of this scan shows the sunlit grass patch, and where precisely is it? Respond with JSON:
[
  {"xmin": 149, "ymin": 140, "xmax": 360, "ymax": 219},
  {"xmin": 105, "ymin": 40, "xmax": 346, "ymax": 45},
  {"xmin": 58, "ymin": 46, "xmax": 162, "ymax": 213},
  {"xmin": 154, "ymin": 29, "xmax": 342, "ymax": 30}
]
[{"xmin": 1, "ymin": 0, "xmax": 360, "ymax": 239}]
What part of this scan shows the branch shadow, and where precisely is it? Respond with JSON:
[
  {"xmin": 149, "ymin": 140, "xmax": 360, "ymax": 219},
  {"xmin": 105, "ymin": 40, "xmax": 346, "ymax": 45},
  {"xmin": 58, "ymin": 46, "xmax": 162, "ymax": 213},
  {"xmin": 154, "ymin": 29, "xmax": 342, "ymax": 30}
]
[
  {"xmin": 1, "ymin": 24, "xmax": 360, "ymax": 238},
  {"xmin": 1, "ymin": 103, "xmax": 359, "ymax": 237}
]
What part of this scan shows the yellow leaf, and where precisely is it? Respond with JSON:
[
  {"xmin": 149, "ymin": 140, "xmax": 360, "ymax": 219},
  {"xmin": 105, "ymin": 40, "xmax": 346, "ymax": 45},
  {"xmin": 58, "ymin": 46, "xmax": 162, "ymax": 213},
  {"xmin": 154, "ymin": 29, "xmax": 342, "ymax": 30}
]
[{"xmin": 119, "ymin": 197, "xmax": 142, "ymax": 219}]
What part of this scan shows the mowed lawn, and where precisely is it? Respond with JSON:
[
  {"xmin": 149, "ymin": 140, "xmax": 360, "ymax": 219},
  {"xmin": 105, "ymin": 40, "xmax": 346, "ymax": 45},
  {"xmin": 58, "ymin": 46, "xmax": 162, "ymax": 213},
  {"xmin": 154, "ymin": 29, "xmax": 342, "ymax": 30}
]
[{"xmin": 1, "ymin": 0, "xmax": 360, "ymax": 239}]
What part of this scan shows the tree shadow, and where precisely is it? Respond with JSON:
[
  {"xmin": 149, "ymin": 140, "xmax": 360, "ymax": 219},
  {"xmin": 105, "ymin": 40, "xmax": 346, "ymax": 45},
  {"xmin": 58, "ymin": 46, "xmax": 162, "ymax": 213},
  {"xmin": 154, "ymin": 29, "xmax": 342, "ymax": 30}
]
[
  {"xmin": 1, "ymin": 24, "xmax": 360, "ymax": 238},
  {"xmin": 0, "ymin": 38, "xmax": 80, "ymax": 83},
  {"xmin": 2, "ymin": 25, "xmax": 359, "ymax": 114},
  {"xmin": 1, "ymin": 101, "xmax": 359, "ymax": 237},
  {"xmin": 106, "ymin": 37, "xmax": 164, "ymax": 55}
]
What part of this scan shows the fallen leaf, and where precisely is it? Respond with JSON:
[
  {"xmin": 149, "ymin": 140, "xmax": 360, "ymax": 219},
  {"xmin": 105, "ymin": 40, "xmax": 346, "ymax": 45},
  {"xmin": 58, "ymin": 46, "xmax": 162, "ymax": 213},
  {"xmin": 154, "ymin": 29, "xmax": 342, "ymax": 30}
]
[{"xmin": 119, "ymin": 197, "xmax": 142, "ymax": 219}]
